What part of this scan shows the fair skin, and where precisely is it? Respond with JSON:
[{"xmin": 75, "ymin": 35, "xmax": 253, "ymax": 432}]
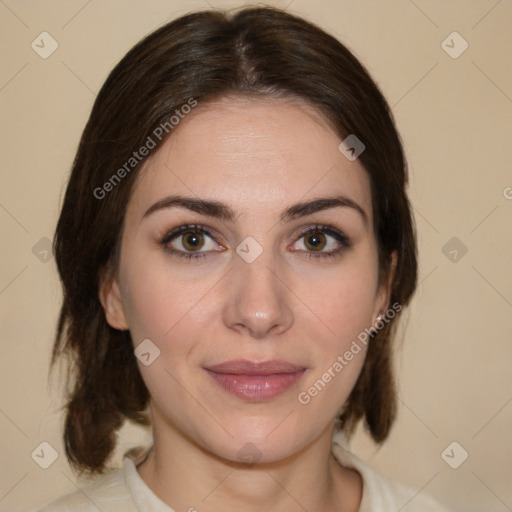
[{"xmin": 100, "ymin": 96, "xmax": 395, "ymax": 512}]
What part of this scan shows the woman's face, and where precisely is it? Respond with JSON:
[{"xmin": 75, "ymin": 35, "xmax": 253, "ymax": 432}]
[{"xmin": 102, "ymin": 96, "xmax": 392, "ymax": 463}]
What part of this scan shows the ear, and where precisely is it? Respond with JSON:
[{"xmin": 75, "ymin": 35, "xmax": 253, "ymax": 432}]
[
  {"xmin": 372, "ymin": 250, "xmax": 398, "ymax": 322},
  {"xmin": 99, "ymin": 273, "xmax": 129, "ymax": 331}
]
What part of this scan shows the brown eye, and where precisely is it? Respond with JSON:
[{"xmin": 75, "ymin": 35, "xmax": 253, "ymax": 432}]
[
  {"xmin": 160, "ymin": 224, "xmax": 224, "ymax": 261},
  {"xmin": 291, "ymin": 224, "xmax": 351, "ymax": 259},
  {"xmin": 182, "ymin": 231, "xmax": 205, "ymax": 251},
  {"xmin": 303, "ymin": 231, "xmax": 326, "ymax": 251}
]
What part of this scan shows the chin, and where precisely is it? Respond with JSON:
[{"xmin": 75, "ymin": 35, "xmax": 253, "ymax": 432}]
[{"xmin": 196, "ymin": 419, "xmax": 317, "ymax": 466}]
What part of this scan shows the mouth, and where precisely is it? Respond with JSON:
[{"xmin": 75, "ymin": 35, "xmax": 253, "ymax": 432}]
[{"xmin": 204, "ymin": 359, "xmax": 307, "ymax": 402}]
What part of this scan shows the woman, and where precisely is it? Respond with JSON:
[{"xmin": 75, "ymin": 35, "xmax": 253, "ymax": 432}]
[{"xmin": 35, "ymin": 6, "xmax": 451, "ymax": 511}]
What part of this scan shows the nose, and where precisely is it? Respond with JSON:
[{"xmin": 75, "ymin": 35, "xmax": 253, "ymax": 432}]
[{"xmin": 222, "ymin": 248, "xmax": 294, "ymax": 339}]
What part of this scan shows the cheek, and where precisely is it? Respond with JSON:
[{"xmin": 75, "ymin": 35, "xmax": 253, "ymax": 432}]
[
  {"xmin": 295, "ymin": 263, "xmax": 376, "ymax": 415},
  {"xmin": 121, "ymin": 257, "xmax": 212, "ymax": 342},
  {"xmin": 120, "ymin": 264, "xmax": 209, "ymax": 402},
  {"xmin": 303, "ymin": 253, "xmax": 379, "ymax": 349},
  {"xmin": 328, "ymin": 274, "xmax": 377, "ymax": 338},
  {"xmin": 307, "ymin": 279, "xmax": 373, "ymax": 376}
]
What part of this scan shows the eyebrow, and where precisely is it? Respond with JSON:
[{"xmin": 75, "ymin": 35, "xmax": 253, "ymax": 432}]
[{"xmin": 143, "ymin": 194, "xmax": 368, "ymax": 226}]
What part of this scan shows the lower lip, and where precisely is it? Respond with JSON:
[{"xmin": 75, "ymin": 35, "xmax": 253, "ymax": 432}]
[{"xmin": 205, "ymin": 369, "xmax": 306, "ymax": 401}]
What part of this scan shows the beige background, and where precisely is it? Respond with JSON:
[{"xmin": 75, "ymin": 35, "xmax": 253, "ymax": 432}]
[{"xmin": 1, "ymin": 1, "xmax": 511, "ymax": 511}]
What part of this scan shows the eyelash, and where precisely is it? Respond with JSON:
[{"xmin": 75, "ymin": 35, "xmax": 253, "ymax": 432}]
[{"xmin": 159, "ymin": 223, "xmax": 351, "ymax": 261}]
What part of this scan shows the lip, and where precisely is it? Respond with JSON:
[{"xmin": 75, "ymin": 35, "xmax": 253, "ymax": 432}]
[{"xmin": 204, "ymin": 359, "xmax": 307, "ymax": 401}]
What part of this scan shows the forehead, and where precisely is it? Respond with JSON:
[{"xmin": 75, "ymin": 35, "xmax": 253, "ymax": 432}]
[{"xmin": 127, "ymin": 96, "xmax": 373, "ymax": 224}]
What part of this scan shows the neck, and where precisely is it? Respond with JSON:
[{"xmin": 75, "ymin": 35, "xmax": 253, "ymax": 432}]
[{"xmin": 137, "ymin": 403, "xmax": 361, "ymax": 512}]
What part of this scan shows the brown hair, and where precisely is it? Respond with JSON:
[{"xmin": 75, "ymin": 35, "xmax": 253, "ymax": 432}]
[{"xmin": 52, "ymin": 6, "xmax": 417, "ymax": 476}]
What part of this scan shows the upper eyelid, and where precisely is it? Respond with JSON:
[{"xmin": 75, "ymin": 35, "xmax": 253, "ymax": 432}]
[{"xmin": 160, "ymin": 224, "xmax": 225, "ymax": 251}]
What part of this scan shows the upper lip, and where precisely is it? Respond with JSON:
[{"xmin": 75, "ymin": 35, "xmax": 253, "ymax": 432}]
[{"xmin": 204, "ymin": 359, "xmax": 306, "ymax": 376}]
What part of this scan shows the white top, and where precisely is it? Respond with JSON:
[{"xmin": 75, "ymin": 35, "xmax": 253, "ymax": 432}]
[{"xmin": 33, "ymin": 439, "xmax": 451, "ymax": 511}]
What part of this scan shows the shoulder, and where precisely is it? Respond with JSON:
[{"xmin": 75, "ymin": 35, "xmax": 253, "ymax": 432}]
[
  {"xmin": 331, "ymin": 441, "xmax": 452, "ymax": 511},
  {"xmin": 30, "ymin": 464, "xmax": 135, "ymax": 512}
]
